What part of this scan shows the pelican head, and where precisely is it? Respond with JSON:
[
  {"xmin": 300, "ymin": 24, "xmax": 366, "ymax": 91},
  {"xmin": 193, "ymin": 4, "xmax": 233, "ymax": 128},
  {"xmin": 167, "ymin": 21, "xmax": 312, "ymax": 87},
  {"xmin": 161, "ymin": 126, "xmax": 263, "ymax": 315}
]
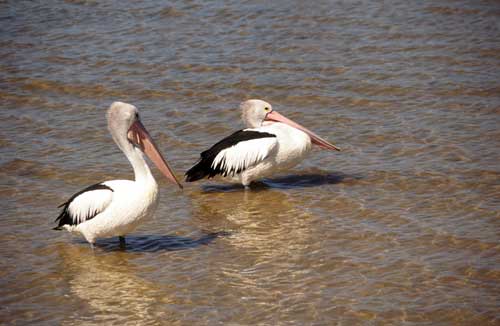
[
  {"xmin": 241, "ymin": 99, "xmax": 273, "ymax": 128},
  {"xmin": 240, "ymin": 99, "xmax": 341, "ymax": 151},
  {"xmin": 107, "ymin": 102, "xmax": 140, "ymax": 139},
  {"xmin": 107, "ymin": 101, "xmax": 182, "ymax": 188}
]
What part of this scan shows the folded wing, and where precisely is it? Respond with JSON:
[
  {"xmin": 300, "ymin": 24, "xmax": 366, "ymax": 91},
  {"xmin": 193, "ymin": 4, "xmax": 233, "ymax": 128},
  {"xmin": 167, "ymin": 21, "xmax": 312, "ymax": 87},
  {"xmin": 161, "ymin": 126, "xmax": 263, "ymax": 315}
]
[
  {"xmin": 54, "ymin": 183, "xmax": 114, "ymax": 230},
  {"xmin": 185, "ymin": 129, "xmax": 277, "ymax": 181}
]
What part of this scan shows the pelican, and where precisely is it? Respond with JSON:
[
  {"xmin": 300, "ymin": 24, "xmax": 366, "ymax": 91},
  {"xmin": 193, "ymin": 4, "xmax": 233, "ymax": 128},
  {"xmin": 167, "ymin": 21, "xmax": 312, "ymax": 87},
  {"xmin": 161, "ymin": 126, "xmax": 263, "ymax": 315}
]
[
  {"xmin": 185, "ymin": 99, "xmax": 340, "ymax": 187},
  {"xmin": 54, "ymin": 102, "xmax": 182, "ymax": 248}
]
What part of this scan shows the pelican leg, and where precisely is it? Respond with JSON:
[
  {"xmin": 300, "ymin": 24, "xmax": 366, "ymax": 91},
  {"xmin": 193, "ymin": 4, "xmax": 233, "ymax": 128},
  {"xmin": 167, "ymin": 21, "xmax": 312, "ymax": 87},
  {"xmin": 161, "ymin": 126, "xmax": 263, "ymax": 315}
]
[
  {"xmin": 89, "ymin": 242, "xmax": 95, "ymax": 250},
  {"xmin": 119, "ymin": 236, "xmax": 126, "ymax": 248}
]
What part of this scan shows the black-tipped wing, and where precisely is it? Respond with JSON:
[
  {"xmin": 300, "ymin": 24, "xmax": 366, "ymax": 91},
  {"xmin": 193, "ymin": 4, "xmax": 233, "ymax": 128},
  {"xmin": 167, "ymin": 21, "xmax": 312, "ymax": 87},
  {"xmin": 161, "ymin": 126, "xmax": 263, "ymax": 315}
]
[
  {"xmin": 185, "ymin": 129, "xmax": 277, "ymax": 182},
  {"xmin": 54, "ymin": 183, "xmax": 114, "ymax": 230}
]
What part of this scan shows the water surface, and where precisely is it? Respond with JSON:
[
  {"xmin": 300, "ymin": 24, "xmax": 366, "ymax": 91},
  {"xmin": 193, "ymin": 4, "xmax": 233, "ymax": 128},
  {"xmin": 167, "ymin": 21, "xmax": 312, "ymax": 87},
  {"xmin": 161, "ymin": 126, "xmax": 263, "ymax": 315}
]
[{"xmin": 1, "ymin": 0, "xmax": 499, "ymax": 325}]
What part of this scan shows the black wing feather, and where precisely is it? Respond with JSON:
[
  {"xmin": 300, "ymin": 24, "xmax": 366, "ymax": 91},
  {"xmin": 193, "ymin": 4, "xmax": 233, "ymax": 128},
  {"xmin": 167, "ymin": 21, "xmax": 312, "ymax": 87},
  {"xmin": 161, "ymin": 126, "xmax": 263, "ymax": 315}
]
[
  {"xmin": 53, "ymin": 182, "xmax": 113, "ymax": 230},
  {"xmin": 185, "ymin": 129, "xmax": 276, "ymax": 182}
]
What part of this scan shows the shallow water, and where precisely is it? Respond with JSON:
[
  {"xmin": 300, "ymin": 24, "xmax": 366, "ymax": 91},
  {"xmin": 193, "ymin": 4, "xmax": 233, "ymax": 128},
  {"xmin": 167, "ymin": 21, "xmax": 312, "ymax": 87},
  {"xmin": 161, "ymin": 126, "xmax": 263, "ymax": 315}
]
[{"xmin": 1, "ymin": 0, "xmax": 499, "ymax": 325}]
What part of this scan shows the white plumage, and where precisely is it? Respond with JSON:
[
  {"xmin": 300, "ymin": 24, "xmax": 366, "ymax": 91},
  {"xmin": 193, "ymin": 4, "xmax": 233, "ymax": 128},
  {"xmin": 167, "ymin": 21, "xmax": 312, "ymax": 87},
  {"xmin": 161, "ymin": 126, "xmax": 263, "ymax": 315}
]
[
  {"xmin": 66, "ymin": 187, "xmax": 113, "ymax": 225},
  {"xmin": 54, "ymin": 102, "xmax": 181, "ymax": 248},
  {"xmin": 185, "ymin": 99, "xmax": 340, "ymax": 187},
  {"xmin": 211, "ymin": 133, "xmax": 278, "ymax": 177}
]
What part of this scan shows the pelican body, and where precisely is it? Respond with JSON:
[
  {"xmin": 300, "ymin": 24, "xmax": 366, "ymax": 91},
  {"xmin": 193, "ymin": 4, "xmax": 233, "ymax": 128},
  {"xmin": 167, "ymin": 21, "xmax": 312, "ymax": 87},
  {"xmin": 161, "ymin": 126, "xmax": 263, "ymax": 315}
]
[
  {"xmin": 54, "ymin": 102, "xmax": 182, "ymax": 247},
  {"xmin": 185, "ymin": 99, "xmax": 340, "ymax": 187}
]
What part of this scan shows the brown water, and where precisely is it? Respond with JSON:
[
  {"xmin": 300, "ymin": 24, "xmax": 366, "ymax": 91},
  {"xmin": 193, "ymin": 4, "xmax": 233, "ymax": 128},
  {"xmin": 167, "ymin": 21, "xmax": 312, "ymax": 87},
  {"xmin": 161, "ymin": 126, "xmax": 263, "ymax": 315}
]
[{"xmin": 1, "ymin": 0, "xmax": 499, "ymax": 325}]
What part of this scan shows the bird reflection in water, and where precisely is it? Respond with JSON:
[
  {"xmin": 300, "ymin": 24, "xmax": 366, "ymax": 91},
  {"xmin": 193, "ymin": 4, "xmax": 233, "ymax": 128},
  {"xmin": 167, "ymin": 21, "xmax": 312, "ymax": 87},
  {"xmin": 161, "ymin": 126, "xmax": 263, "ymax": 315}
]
[
  {"xmin": 189, "ymin": 187, "xmax": 322, "ymax": 308},
  {"xmin": 54, "ymin": 244, "xmax": 169, "ymax": 325}
]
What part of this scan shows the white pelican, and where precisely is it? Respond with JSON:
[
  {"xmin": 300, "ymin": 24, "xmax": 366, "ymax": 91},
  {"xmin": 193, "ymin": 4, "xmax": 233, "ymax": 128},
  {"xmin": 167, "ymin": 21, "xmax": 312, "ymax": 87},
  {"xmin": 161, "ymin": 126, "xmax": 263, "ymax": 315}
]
[
  {"xmin": 185, "ymin": 99, "xmax": 340, "ymax": 187},
  {"xmin": 54, "ymin": 102, "xmax": 182, "ymax": 248}
]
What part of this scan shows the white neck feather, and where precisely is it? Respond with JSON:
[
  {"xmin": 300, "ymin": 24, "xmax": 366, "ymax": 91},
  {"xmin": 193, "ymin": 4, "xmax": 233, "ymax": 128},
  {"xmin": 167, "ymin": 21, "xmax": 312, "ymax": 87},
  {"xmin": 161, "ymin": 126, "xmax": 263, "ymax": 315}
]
[{"xmin": 126, "ymin": 145, "xmax": 155, "ymax": 183}]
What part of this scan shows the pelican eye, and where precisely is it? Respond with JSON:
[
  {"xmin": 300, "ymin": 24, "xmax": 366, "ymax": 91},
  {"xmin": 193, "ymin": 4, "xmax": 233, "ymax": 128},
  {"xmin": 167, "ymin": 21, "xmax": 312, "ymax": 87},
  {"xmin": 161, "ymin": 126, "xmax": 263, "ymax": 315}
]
[
  {"xmin": 264, "ymin": 107, "xmax": 270, "ymax": 112},
  {"xmin": 135, "ymin": 112, "xmax": 140, "ymax": 120}
]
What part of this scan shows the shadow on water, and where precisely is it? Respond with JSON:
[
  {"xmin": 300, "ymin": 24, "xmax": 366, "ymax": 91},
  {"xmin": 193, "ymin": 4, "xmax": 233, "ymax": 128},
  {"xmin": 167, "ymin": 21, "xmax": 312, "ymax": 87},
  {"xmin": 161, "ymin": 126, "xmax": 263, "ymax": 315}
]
[
  {"xmin": 200, "ymin": 172, "xmax": 362, "ymax": 193},
  {"xmin": 74, "ymin": 231, "xmax": 230, "ymax": 252}
]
